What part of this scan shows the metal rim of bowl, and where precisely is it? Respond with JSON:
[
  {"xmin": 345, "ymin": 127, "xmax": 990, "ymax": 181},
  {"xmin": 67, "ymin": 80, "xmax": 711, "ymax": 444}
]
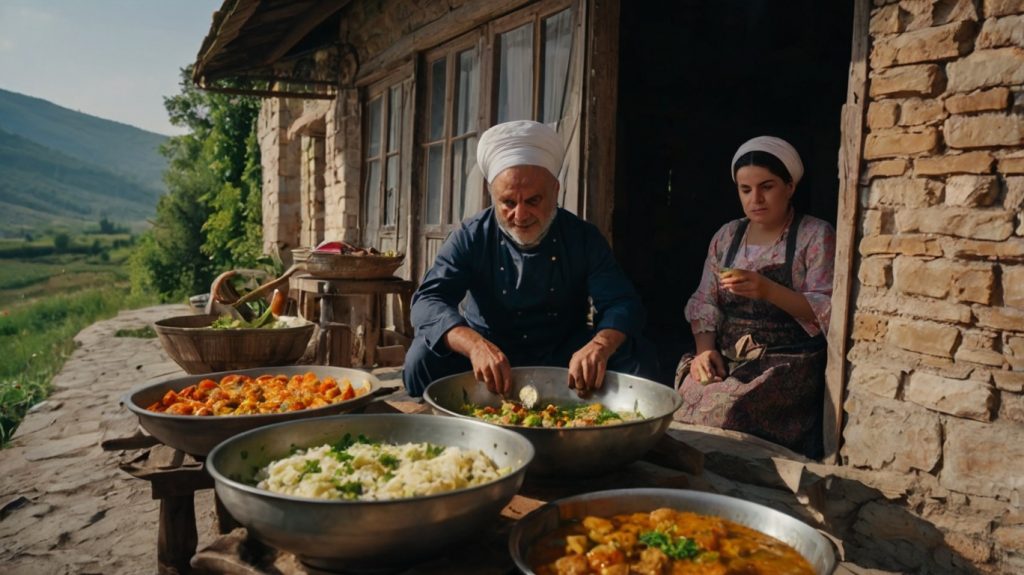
[
  {"xmin": 423, "ymin": 367, "xmax": 684, "ymax": 432},
  {"xmin": 205, "ymin": 413, "xmax": 536, "ymax": 506},
  {"xmin": 509, "ymin": 487, "xmax": 837, "ymax": 575},
  {"xmin": 121, "ymin": 366, "xmax": 383, "ymax": 424}
]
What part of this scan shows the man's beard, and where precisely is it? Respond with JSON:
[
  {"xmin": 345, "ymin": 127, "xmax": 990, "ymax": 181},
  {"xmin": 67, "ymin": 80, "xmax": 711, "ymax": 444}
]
[{"xmin": 498, "ymin": 208, "xmax": 557, "ymax": 249}]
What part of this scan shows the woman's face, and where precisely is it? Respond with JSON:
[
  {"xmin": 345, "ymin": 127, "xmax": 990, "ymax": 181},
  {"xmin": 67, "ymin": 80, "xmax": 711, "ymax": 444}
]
[{"xmin": 735, "ymin": 165, "xmax": 794, "ymax": 228}]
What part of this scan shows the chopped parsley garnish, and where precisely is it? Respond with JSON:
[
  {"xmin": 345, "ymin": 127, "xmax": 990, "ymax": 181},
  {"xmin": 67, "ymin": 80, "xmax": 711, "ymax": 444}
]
[
  {"xmin": 378, "ymin": 453, "xmax": 400, "ymax": 469},
  {"xmin": 334, "ymin": 480, "xmax": 363, "ymax": 499},
  {"xmin": 299, "ymin": 459, "xmax": 321, "ymax": 478},
  {"xmin": 331, "ymin": 433, "xmax": 373, "ymax": 452},
  {"xmin": 425, "ymin": 443, "xmax": 445, "ymax": 458},
  {"xmin": 639, "ymin": 530, "xmax": 702, "ymax": 560}
]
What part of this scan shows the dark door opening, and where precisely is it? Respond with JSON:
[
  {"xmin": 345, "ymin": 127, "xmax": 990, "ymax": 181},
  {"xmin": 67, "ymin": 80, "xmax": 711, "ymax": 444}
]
[{"xmin": 615, "ymin": 0, "xmax": 854, "ymax": 384}]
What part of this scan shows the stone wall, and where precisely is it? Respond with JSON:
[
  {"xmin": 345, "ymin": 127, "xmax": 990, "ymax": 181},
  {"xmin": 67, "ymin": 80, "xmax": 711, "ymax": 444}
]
[
  {"xmin": 258, "ymin": 98, "xmax": 303, "ymax": 261},
  {"xmin": 841, "ymin": 0, "xmax": 1024, "ymax": 572}
]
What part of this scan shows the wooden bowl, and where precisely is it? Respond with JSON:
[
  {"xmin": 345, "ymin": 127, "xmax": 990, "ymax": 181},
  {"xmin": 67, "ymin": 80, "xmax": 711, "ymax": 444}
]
[
  {"xmin": 153, "ymin": 314, "xmax": 314, "ymax": 374},
  {"xmin": 301, "ymin": 251, "xmax": 405, "ymax": 280}
]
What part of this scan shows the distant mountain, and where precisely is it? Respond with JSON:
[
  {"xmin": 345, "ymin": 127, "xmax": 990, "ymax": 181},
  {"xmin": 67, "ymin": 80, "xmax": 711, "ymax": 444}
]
[
  {"xmin": 0, "ymin": 88, "xmax": 169, "ymax": 233},
  {"xmin": 0, "ymin": 128, "xmax": 161, "ymax": 231}
]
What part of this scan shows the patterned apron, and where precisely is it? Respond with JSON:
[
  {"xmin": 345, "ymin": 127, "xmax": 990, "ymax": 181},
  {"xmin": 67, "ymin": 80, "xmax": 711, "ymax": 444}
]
[{"xmin": 675, "ymin": 213, "xmax": 826, "ymax": 458}]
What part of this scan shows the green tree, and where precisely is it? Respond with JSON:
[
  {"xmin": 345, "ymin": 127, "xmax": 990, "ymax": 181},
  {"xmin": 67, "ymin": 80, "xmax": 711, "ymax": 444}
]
[
  {"xmin": 131, "ymin": 67, "xmax": 265, "ymax": 301},
  {"xmin": 53, "ymin": 232, "xmax": 70, "ymax": 251}
]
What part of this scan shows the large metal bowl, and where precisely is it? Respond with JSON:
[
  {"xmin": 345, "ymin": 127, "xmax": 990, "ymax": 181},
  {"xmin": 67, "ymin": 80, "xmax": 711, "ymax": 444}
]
[
  {"xmin": 207, "ymin": 413, "xmax": 534, "ymax": 571},
  {"xmin": 122, "ymin": 365, "xmax": 389, "ymax": 456},
  {"xmin": 423, "ymin": 367, "xmax": 683, "ymax": 476},
  {"xmin": 510, "ymin": 488, "xmax": 836, "ymax": 574}
]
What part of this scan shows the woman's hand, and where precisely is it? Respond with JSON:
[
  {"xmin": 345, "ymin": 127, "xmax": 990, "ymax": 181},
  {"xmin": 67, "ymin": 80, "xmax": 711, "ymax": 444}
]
[
  {"xmin": 720, "ymin": 269, "xmax": 778, "ymax": 301},
  {"xmin": 690, "ymin": 349, "xmax": 726, "ymax": 384}
]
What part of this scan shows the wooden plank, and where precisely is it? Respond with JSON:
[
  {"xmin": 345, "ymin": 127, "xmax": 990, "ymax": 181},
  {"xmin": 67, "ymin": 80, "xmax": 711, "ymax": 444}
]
[
  {"xmin": 357, "ymin": 0, "xmax": 535, "ymax": 86},
  {"xmin": 583, "ymin": 0, "xmax": 620, "ymax": 242},
  {"xmin": 824, "ymin": 0, "xmax": 870, "ymax": 463}
]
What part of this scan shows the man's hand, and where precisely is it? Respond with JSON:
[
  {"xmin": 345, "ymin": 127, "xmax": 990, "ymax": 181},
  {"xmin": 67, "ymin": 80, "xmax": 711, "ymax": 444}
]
[
  {"xmin": 469, "ymin": 339, "xmax": 512, "ymax": 395},
  {"xmin": 568, "ymin": 329, "xmax": 625, "ymax": 394},
  {"xmin": 444, "ymin": 326, "xmax": 512, "ymax": 395}
]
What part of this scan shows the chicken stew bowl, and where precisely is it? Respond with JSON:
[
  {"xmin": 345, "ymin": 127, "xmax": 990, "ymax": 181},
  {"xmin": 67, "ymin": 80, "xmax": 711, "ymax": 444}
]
[
  {"xmin": 122, "ymin": 366, "xmax": 388, "ymax": 456},
  {"xmin": 510, "ymin": 488, "xmax": 836, "ymax": 574},
  {"xmin": 423, "ymin": 367, "xmax": 683, "ymax": 476},
  {"xmin": 206, "ymin": 413, "xmax": 534, "ymax": 571}
]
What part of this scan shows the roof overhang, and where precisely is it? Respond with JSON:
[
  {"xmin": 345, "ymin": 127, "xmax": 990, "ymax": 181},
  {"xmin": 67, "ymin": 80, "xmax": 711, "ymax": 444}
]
[{"xmin": 193, "ymin": 0, "xmax": 353, "ymax": 99}]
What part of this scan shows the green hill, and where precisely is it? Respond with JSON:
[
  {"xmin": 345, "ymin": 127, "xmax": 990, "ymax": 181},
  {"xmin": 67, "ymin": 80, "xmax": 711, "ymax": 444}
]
[
  {"xmin": 0, "ymin": 128, "xmax": 160, "ymax": 231},
  {"xmin": 0, "ymin": 89, "xmax": 169, "ymax": 234}
]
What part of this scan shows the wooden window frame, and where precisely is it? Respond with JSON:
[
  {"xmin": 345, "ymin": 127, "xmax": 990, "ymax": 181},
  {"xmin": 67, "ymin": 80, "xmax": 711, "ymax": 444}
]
[
  {"xmin": 419, "ymin": 30, "xmax": 485, "ymax": 237},
  {"xmin": 486, "ymin": 0, "xmax": 575, "ymax": 126},
  {"xmin": 362, "ymin": 71, "xmax": 410, "ymax": 246}
]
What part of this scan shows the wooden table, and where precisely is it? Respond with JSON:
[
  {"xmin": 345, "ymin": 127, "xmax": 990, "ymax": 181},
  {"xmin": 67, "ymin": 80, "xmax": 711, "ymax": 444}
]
[
  {"xmin": 290, "ymin": 274, "xmax": 416, "ymax": 368},
  {"xmin": 110, "ymin": 395, "xmax": 704, "ymax": 574}
]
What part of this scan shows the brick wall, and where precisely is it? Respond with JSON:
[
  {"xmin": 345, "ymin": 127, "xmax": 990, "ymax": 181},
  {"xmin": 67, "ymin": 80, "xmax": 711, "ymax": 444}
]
[{"xmin": 842, "ymin": 0, "xmax": 1024, "ymax": 571}]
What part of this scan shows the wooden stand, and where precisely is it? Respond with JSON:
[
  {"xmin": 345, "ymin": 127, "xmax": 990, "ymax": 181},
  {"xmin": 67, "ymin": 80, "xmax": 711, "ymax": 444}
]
[
  {"xmin": 291, "ymin": 275, "xmax": 415, "ymax": 368},
  {"xmin": 102, "ymin": 434, "xmax": 228, "ymax": 575}
]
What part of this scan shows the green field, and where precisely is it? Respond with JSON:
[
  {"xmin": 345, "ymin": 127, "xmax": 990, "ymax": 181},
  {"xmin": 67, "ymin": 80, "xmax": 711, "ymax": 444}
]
[{"xmin": 0, "ymin": 232, "xmax": 157, "ymax": 444}]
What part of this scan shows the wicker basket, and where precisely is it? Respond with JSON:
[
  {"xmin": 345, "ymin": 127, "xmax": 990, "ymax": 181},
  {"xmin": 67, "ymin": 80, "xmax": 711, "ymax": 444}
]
[
  {"xmin": 153, "ymin": 314, "xmax": 315, "ymax": 374},
  {"xmin": 297, "ymin": 250, "xmax": 405, "ymax": 280}
]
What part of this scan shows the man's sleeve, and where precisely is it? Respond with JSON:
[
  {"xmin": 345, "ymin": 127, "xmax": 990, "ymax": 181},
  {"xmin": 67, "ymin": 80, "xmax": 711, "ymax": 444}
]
[
  {"xmin": 410, "ymin": 228, "xmax": 474, "ymax": 353},
  {"xmin": 584, "ymin": 226, "xmax": 646, "ymax": 338}
]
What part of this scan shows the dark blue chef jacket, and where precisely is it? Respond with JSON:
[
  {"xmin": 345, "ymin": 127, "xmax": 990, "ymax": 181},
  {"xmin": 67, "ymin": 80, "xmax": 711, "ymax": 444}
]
[{"xmin": 402, "ymin": 207, "xmax": 657, "ymax": 396}]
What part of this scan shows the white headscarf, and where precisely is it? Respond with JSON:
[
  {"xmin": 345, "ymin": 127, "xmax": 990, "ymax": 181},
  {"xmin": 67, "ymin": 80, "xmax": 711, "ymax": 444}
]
[
  {"xmin": 731, "ymin": 136, "xmax": 804, "ymax": 185},
  {"xmin": 476, "ymin": 120, "xmax": 563, "ymax": 184}
]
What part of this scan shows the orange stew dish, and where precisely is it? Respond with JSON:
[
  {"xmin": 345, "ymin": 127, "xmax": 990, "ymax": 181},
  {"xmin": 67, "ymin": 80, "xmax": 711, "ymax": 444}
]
[
  {"xmin": 531, "ymin": 508, "xmax": 814, "ymax": 575},
  {"xmin": 145, "ymin": 372, "xmax": 371, "ymax": 416}
]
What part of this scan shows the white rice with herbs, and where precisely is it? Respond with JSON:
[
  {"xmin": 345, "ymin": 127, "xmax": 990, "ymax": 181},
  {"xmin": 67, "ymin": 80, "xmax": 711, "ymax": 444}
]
[{"xmin": 255, "ymin": 436, "xmax": 507, "ymax": 500}]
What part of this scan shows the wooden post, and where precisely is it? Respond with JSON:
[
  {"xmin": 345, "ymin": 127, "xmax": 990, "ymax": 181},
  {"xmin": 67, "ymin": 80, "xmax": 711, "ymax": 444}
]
[
  {"xmin": 824, "ymin": 0, "xmax": 870, "ymax": 463},
  {"xmin": 583, "ymin": 0, "xmax": 620, "ymax": 243},
  {"xmin": 157, "ymin": 494, "xmax": 197, "ymax": 575}
]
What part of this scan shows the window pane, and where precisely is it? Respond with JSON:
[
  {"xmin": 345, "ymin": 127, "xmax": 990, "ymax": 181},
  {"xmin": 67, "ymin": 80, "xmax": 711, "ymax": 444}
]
[
  {"xmin": 384, "ymin": 155, "xmax": 399, "ymax": 226},
  {"xmin": 455, "ymin": 49, "xmax": 479, "ymax": 136},
  {"xmin": 451, "ymin": 137, "xmax": 481, "ymax": 223},
  {"xmin": 388, "ymin": 86, "xmax": 402, "ymax": 153},
  {"xmin": 425, "ymin": 144, "xmax": 444, "ymax": 225},
  {"xmin": 497, "ymin": 24, "xmax": 534, "ymax": 123},
  {"xmin": 541, "ymin": 9, "xmax": 573, "ymax": 125},
  {"xmin": 429, "ymin": 59, "xmax": 447, "ymax": 141},
  {"xmin": 364, "ymin": 159, "xmax": 381, "ymax": 229},
  {"xmin": 367, "ymin": 97, "xmax": 382, "ymax": 158}
]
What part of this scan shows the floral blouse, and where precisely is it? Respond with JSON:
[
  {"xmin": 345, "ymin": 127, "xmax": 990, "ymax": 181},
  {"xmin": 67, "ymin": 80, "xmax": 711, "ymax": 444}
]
[{"xmin": 684, "ymin": 214, "xmax": 836, "ymax": 337}]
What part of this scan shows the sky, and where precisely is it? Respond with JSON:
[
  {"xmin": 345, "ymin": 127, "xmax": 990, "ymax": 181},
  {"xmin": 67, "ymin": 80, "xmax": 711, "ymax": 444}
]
[{"xmin": 0, "ymin": 0, "xmax": 223, "ymax": 136}]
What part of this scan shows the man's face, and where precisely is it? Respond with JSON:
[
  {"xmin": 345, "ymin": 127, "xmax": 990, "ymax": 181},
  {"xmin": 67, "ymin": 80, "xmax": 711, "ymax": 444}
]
[{"xmin": 490, "ymin": 165, "xmax": 559, "ymax": 248}]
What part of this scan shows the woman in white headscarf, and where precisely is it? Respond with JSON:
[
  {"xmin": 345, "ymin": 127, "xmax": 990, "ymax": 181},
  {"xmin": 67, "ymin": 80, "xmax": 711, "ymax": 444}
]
[{"xmin": 674, "ymin": 136, "xmax": 836, "ymax": 458}]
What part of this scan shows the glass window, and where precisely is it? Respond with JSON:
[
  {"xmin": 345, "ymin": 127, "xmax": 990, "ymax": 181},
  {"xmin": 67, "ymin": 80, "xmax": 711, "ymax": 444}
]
[
  {"xmin": 363, "ymin": 79, "xmax": 405, "ymax": 240},
  {"xmin": 497, "ymin": 24, "xmax": 534, "ymax": 123},
  {"xmin": 421, "ymin": 39, "xmax": 483, "ymax": 229},
  {"xmin": 541, "ymin": 9, "xmax": 573, "ymax": 125}
]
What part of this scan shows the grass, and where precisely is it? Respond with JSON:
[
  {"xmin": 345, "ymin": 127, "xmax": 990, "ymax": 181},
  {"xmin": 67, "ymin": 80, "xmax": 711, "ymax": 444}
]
[{"xmin": 0, "ymin": 239, "xmax": 158, "ymax": 445}]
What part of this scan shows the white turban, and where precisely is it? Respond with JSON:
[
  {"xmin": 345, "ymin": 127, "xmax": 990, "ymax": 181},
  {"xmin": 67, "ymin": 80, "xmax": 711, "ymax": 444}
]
[
  {"xmin": 476, "ymin": 120, "xmax": 563, "ymax": 184},
  {"xmin": 731, "ymin": 136, "xmax": 804, "ymax": 185}
]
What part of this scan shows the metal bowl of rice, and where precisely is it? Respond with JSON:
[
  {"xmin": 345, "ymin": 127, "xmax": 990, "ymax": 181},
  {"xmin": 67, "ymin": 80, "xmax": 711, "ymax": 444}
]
[{"xmin": 206, "ymin": 413, "xmax": 534, "ymax": 571}]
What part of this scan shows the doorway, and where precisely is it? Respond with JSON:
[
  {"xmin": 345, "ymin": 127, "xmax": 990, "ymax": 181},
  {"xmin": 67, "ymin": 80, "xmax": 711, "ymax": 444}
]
[{"xmin": 614, "ymin": 0, "xmax": 854, "ymax": 384}]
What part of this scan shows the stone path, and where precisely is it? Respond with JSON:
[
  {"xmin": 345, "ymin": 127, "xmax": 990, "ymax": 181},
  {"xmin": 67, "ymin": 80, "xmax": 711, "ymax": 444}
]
[{"xmin": 0, "ymin": 305, "xmax": 212, "ymax": 574}]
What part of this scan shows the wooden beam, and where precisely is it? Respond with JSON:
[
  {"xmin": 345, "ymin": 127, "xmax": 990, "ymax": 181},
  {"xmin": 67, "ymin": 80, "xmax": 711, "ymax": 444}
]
[
  {"xmin": 194, "ymin": 0, "xmax": 261, "ymax": 84},
  {"xmin": 582, "ymin": 0, "xmax": 619, "ymax": 243},
  {"xmin": 824, "ymin": 0, "xmax": 870, "ymax": 464},
  {"xmin": 356, "ymin": 0, "xmax": 535, "ymax": 86},
  {"xmin": 263, "ymin": 0, "xmax": 352, "ymax": 66}
]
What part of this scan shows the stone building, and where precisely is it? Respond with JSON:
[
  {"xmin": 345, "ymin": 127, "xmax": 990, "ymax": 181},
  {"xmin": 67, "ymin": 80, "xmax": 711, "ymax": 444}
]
[{"xmin": 193, "ymin": 0, "xmax": 1024, "ymax": 572}]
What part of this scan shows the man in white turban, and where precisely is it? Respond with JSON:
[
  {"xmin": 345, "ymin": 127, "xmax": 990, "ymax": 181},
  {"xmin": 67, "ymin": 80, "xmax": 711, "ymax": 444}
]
[{"xmin": 403, "ymin": 120, "xmax": 658, "ymax": 397}]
